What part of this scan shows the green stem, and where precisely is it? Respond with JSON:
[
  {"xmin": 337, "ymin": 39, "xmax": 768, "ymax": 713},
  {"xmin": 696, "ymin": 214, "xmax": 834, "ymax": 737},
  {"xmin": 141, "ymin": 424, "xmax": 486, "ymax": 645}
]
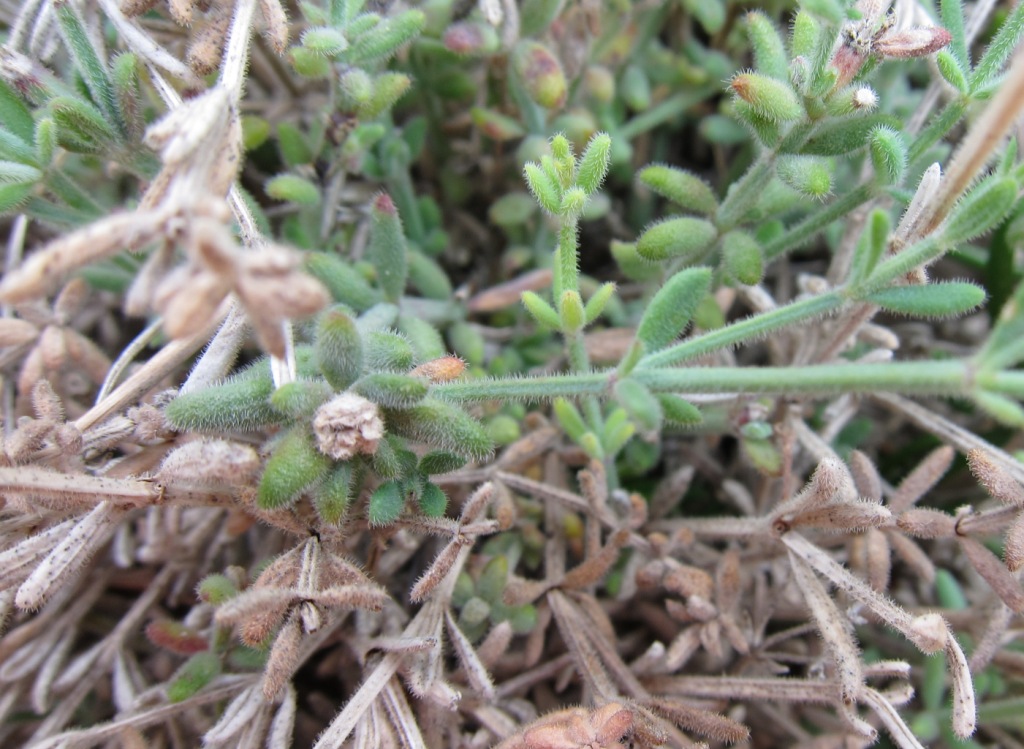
[
  {"xmin": 715, "ymin": 155, "xmax": 775, "ymax": 231},
  {"xmin": 908, "ymin": 98, "xmax": 968, "ymax": 165},
  {"xmin": 618, "ymin": 88, "xmax": 715, "ymax": 141},
  {"xmin": 635, "ymin": 361, "xmax": 971, "ymax": 396},
  {"xmin": 436, "ymin": 360, "xmax": 998, "ymax": 402},
  {"xmin": 763, "ymin": 183, "xmax": 876, "ymax": 260},
  {"xmin": 387, "ymin": 167, "xmax": 426, "ymax": 244},
  {"xmin": 557, "ymin": 220, "xmax": 579, "ymax": 296},
  {"xmin": 639, "ymin": 291, "xmax": 844, "ymax": 369}
]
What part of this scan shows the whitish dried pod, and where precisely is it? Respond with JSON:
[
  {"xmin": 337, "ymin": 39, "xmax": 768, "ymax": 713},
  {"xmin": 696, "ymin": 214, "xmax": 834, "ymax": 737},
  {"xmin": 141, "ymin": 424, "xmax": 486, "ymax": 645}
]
[
  {"xmin": 958, "ymin": 536, "xmax": 1024, "ymax": 613},
  {"xmin": 159, "ymin": 439, "xmax": 261, "ymax": 487},
  {"xmin": 0, "ymin": 318, "xmax": 38, "ymax": 346},
  {"xmin": 848, "ymin": 450, "xmax": 882, "ymax": 502},
  {"xmin": 791, "ymin": 500, "xmax": 891, "ymax": 533},
  {"xmin": 662, "ymin": 561, "xmax": 713, "ymax": 600},
  {"xmin": 15, "ymin": 503, "xmax": 124, "ymax": 610},
  {"xmin": 968, "ymin": 448, "xmax": 1024, "ymax": 507},
  {"xmin": 896, "ymin": 507, "xmax": 957, "ymax": 538},
  {"xmin": 1004, "ymin": 513, "xmax": 1024, "ymax": 571},
  {"xmin": 888, "ymin": 445, "xmax": 955, "ymax": 512},
  {"xmin": 788, "ymin": 551, "xmax": 863, "ymax": 705}
]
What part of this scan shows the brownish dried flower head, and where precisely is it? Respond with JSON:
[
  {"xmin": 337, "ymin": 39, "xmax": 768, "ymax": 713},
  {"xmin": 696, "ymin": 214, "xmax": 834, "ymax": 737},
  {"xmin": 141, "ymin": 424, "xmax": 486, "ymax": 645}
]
[{"xmin": 312, "ymin": 393, "xmax": 385, "ymax": 460}]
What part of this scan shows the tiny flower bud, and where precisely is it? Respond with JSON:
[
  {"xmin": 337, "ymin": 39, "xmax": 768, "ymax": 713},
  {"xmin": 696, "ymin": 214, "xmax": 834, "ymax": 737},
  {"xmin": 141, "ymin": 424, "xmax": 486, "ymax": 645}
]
[
  {"xmin": 730, "ymin": 72, "xmax": 804, "ymax": 121},
  {"xmin": 512, "ymin": 40, "xmax": 568, "ymax": 110}
]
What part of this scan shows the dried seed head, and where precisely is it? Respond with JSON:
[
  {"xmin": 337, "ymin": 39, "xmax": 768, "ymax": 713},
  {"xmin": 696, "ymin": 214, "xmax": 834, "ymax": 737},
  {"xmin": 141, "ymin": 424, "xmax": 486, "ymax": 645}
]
[{"xmin": 312, "ymin": 393, "xmax": 385, "ymax": 460}]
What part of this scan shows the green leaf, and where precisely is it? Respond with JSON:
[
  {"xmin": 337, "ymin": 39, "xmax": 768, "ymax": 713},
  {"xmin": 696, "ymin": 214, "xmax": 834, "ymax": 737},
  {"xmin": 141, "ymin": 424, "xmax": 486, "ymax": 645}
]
[
  {"xmin": 636, "ymin": 217, "xmax": 718, "ymax": 262},
  {"xmin": 519, "ymin": 0, "xmax": 563, "ymax": 36},
  {"xmin": 306, "ymin": 252, "xmax": 382, "ymax": 311},
  {"xmin": 730, "ymin": 73, "xmax": 803, "ymax": 121},
  {"xmin": 258, "ymin": 428, "xmax": 332, "ymax": 509},
  {"xmin": 584, "ymin": 282, "xmax": 616, "ymax": 324},
  {"xmin": 721, "ymin": 231, "xmax": 764, "ymax": 285},
  {"xmin": 864, "ymin": 281, "xmax": 986, "ymax": 318},
  {"xmin": 943, "ymin": 177, "xmax": 1019, "ymax": 244},
  {"xmin": 50, "ymin": 96, "xmax": 118, "ymax": 153},
  {"xmin": 638, "ymin": 165, "xmax": 718, "ymax": 216},
  {"xmin": 314, "ymin": 463, "xmax": 355, "ymax": 526},
  {"xmin": 786, "ymin": 114, "xmax": 902, "ymax": 156},
  {"xmin": 936, "ymin": 50, "xmax": 968, "ymax": 93},
  {"xmin": 939, "ymin": 0, "xmax": 968, "ymax": 71},
  {"xmin": 368, "ymin": 480, "xmax": 406, "ymax": 525},
  {"xmin": 354, "ymin": 372, "xmax": 428, "ymax": 408},
  {"xmin": 558, "ymin": 289, "xmax": 585, "ymax": 333},
  {"xmin": 368, "ymin": 192, "xmax": 409, "ymax": 302},
  {"xmin": 636, "ymin": 267, "xmax": 712, "ymax": 351},
  {"xmin": 477, "ymin": 556, "xmax": 508, "ymax": 604},
  {"xmin": 407, "ymin": 250, "xmax": 452, "ymax": 300},
  {"xmin": 164, "ymin": 364, "xmax": 283, "ymax": 432},
  {"xmin": 610, "ymin": 240, "xmax": 660, "ymax": 282},
  {"xmin": 396, "ymin": 314, "xmax": 446, "ymax": 361},
  {"xmin": 658, "ymin": 394, "xmax": 703, "ymax": 426},
  {"xmin": 385, "ymin": 398, "xmax": 494, "ymax": 461},
  {"xmin": 471, "ymin": 108, "xmax": 528, "ymax": 142},
  {"xmin": 790, "ymin": 11, "xmax": 822, "ymax": 61},
  {"xmin": 971, "ymin": 1, "xmax": 1024, "ymax": 92},
  {"xmin": 345, "ymin": 9, "xmax": 425, "ymax": 64},
  {"xmin": 448, "ymin": 321, "xmax": 485, "ymax": 366},
  {"xmin": 0, "ymin": 128, "xmax": 37, "ymax": 166},
  {"xmin": 301, "ymin": 25, "xmax": 349, "ymax": 56},
  {"xmin": 777, "ymin": 154, "xmax": 833, "ymax": 200},
  {"xmin": 852, "ymin": 209, "xmax": 891, "ymax": 285},
  {"xmin": 869, "ymin": 126, "xmax": 908, "ymax": 185},
  {"xmin": 620, "ymin": 64, "xmax": 652, "ymax": 112},
  {"xmin": 266, "ymin": 174, "xmax": 320, "ymax": 205},
  {"xmin": 521, "ymin": 291, "xmax": 562, "ymax": 329},
  {"xmin": 363, "ymin": 330, "xmax": 415, "ymax": 372},
  {"xmin": 360, "ymin": 73, "xmax": 412, "ymax": 119},
  {"xmin": 54, "ymin": 2, "xmax": 125, "ymax": 137},
  {"xmin": 0, "ymin": 183, "xmax": 32, "ymax": 214},
  {"xmin": 614, "ymin": 379, "xmax": 662, "ymax": 433},
  {"xmin": 523, "ymin": 162, "xmax": 561, "ymax": 214},
  {"xmin": 683, "ymin": 0, "xmax": 726, "ymax": 34},
  {"xmin": 290, "ymin": 46, "xmax": 332, "ymax": 77},
  {"xmin": 575, "ymin": 132, "xmax": 612, "ymax": 195},
  {"xmin": 0, "ymin": 161, "xmax": 42, "ymax": 186},
  {"xmin": 277, "ymin": 122, "xmax": 313, "ymax": 167},
  {"xmin": 746, "ymin": 11, "xmax": 789, "ymax": 81},
  {"xmin": 418, "ymin": 482, "xmax": 448, "ymax": 517},
  {"xmin": 167, "ymin": 653, "xmax": 221, "ymax": 703},
  {"xmin": 419, "ymin": 451, "xmax": 466, "ymax": 475},
  {"xmin": 0, "ymin": 80, "xmax": 35, "ymax": 143},
  {"xmin": 553, "ymin": 398, "xmax": 588, "ymax": 443},
  {"xmin": 316, "ymin": 307, "xmax": 363, "ymax": 390},
  {"xmin": 269, "ymin": 379, "xmax": 333, "ymax": 418}
]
